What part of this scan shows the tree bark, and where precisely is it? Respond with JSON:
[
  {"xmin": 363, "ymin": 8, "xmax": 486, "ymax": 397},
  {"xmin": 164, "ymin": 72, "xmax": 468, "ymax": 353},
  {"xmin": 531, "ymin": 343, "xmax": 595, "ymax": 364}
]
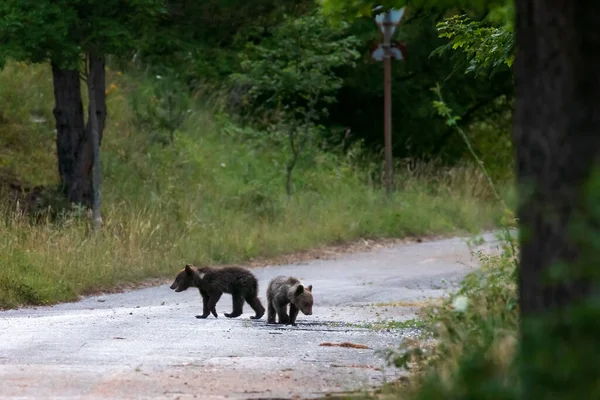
[
  {"xmin": 514, "ymin": 0, "xmax": 600, "ymax": 318},
  {"xmin": 514, "ymin": 0, "xmax": 600, "ymax": 397},
  {"xmin": 285, "ymin": 128, "xmax": 298, "ymax": 199},
  {"xmin": 51, "ymin": 57, "xmax": 106, "ymax": 209},
  {"xmin": 87, "ymin": 54, "xmax": 104, "ymax": 230},
  {"xmin": 52, "ymin": 63, "xmax": 87, "ymax": 205},
  {"xmin": 86, "ymin": 55, "xmax": 107, "ymax": 145}
]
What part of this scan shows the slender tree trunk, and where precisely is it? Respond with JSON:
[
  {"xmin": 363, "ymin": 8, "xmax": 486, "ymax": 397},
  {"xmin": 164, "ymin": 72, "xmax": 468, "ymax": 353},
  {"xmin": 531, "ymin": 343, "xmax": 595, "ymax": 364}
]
[
  {"xmin": 87, "ymin": 55, "xmax": 107, "ymax": 145},
  {"xmin": 286, "ymin": 128, "xmax": 299, "ymax": 199},
  {"xmin": 75, "ymin": 55, "xmax": 107, "ymax": 208},
  {"xmin": 87, "ymin": 54, "xmax": 104, "ymax": 230},
  {"xmin": 51, "ymin": 57, "xmax": 106, "ymax": 209},
  {"xmin": 514, "ymin": 1, "xmax": 600, "ymax": 398}
]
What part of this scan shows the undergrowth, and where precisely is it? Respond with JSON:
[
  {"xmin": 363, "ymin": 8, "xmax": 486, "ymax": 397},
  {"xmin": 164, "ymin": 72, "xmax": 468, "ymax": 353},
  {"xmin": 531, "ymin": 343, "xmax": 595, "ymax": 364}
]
[
  {"xmin": 0, "ymin": 61, "xmax": 512, "ymax": 308},
  {"xmin": 352, "ymin": 231, "xmax": 519, "ymax": 400}
]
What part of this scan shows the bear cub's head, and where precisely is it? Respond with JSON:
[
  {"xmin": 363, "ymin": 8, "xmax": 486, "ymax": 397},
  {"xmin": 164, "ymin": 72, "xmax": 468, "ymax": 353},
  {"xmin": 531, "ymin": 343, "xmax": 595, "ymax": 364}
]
[
  {"xmin": 170, "ymin": 264, "xmax": 197, "ymax": 292},
  {"xmin": 292, "ymin": 283, "xmax": 314, "ymax": 315}
]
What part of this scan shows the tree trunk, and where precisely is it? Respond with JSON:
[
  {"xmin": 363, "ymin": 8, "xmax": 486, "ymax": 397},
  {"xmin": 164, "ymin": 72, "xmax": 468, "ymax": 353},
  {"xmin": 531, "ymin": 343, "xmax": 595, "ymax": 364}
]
[
  {"xmin": 514, "ymin": 0, "xmax": 600, "ymax": 397},
  {"xmin": 286, "ymin": 128, "xmax": 299, "ymax": 199},
  {"xmin": 86, "ymin": 55, "xmax": 107, "ymax": 145},
  {"xmin": 51, "ymin": 57, "xmax": 106, "ymax": 209},
  {"xmin": 87, "ymin": 54, "xmax": 104, "ymax": 230},
  {"xmin": 52, "ymin": 63, "xmax": 88, "ymax": 205},
  {"xmin": 514, "ymin": 0, "xmax": 600, "ymax": 319}
]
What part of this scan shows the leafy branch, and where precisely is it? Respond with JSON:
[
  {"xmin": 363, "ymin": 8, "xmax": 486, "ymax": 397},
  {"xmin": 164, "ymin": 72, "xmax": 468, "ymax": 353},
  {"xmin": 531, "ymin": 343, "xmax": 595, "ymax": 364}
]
[
  {"xmin": 432, "ymin": 14, "xmax": 514, "ymax": 77},
  {"xmin": 432, "ymin": 84, "xmax": 504, "ymax": 206},
  {"xmin": 432, "ymin": 83, "xmax": 518, "ymax": 265}
]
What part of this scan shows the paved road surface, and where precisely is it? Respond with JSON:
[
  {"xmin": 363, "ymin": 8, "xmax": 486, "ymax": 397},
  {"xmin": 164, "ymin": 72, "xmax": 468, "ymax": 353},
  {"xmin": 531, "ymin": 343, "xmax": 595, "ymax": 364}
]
[{"xmin": 0, "ymin": 233, "xmax": 502, "ymax": 399}]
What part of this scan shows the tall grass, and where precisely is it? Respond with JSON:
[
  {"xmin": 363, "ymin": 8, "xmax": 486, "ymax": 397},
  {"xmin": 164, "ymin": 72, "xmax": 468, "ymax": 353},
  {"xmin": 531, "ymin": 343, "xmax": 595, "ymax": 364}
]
[{"xmin": 0, "ymin": 61, "xmax": 511, "ymax": 308}]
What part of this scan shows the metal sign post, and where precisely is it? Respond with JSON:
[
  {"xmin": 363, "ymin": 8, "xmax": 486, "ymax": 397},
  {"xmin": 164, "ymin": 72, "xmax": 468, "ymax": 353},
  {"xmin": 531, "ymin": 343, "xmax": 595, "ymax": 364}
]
[{"xmin": 373, "ymin": 7, "xmax": 406, "ymax": 195}]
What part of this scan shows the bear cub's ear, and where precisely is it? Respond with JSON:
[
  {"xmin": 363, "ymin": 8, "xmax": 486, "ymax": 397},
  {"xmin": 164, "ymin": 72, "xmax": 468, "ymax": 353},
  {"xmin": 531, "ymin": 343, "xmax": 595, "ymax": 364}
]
[
  {"xmin": 295, "ymin": 284, "xmax": 305, "ymax": 295},
  {"xmin": 184, "ymin": 264, "xmax": 193, "ymax": 274}
]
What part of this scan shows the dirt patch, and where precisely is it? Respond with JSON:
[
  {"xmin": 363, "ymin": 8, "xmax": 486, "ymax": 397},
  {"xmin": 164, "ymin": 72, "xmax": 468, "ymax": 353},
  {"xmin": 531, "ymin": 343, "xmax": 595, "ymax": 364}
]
[
  {"xmin": 0, "ymin": 170, "xmax": 45, "ymax": 211},
  {"xmin": 0, "ymin": 169, "xmax": 69, "ymax": 220}
]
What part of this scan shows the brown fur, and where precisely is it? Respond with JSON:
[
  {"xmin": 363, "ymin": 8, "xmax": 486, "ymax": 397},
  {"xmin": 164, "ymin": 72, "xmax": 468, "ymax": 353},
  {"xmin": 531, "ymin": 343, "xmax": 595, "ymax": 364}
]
[
  {"xmin": 266, "ymin": 276, "xmax": 313, "ymax": 325},
  {"xmin": 170, "ymin": 264, "xmax": 265, "ymax": 319}
]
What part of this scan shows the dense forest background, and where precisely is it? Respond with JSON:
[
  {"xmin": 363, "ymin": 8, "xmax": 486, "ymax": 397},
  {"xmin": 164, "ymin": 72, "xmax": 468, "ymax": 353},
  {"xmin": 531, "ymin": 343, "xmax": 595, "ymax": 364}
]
[{"xmin": 142, "ymin": 0, "xmax": 514, "ymax": 180}]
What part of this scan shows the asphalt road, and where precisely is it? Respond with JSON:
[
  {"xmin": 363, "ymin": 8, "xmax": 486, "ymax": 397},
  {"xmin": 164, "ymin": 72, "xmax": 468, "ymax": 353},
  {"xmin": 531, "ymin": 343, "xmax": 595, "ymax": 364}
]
[{"xmin": 0, "ymin": 232, "xmax": 502, "ymax": 399}]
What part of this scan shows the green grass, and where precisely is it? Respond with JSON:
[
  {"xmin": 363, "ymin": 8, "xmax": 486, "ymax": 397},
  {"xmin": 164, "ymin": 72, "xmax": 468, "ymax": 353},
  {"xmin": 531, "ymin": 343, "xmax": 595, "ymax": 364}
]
[
  {"xmin": 353, "ymin": 319, "xmax": 427, "ymax": 331},
  {"xmin": 0, "ymin": 61, "xmax": 513, "ymax": 308}
]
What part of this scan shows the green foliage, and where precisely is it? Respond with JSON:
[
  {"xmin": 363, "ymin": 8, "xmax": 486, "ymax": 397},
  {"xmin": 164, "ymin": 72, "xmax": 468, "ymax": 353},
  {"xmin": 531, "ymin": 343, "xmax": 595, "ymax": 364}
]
[
  {"xmin": 0, "ymin": 0, "xmax": 164, "ymax": 68},
  {"xmin": 0, "ymin": 62, "xmax": 57, "ymax": 185},
  {"xmin": 432, "ymin": 14, "xmax": 514, "ymax": 76},
  {"xmin": 519, "ymin": 302, "xmax": 600, "ymax": 400},
  {"xmin": 232, "ymin": 13, "xmax": 361, "ymax": 123},
  {"xmin": 231, "ymin": 12, "xmax": 361, "ymax": 195},
  {"xmin": 517, "ymin": 169, "xmax": 600, "ymax": 400},
  {"xmin": 136, "ymin": 0, "xmax": 310, "ymax": 82},
  {"xmin": 486, "ymin": 1, "xmax": 515, "ymax": 30},
  {"xmin": 432, "ymin": 84, "xmax": 509, "ymax": 200},
  {"xmin": 427, "ymin": 8, "xmax": 514, "ymax": 180},
  {"xmin": 130, "ymin": 69, "xmax": 192, "ymax": 145},
  {"xmin": 314, "ymin": 5, "xmax": 514, "ymax": 168},
  {"xmin": 318, "ymin": 0, "xmax": 507, "ymax": 21},
  {"xmin": 124, "ymin": 0, "xmax": 518, "ymax": 170}
]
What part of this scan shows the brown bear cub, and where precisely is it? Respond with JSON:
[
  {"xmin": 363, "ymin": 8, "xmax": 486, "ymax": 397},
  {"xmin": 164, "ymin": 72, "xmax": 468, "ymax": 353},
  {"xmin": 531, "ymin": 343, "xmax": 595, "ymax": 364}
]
[
  {"xmin": 170, "ymin": 264, "xmax": 265, "ymax": 320},
  {"xmin": 266, "ymin": 276, "xmax": 313, "ymax": 325}
]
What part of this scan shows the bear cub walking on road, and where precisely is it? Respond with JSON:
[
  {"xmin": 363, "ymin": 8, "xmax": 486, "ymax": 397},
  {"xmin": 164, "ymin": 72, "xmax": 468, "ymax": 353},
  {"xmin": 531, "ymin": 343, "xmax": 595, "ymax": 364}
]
[
  {"xmin": 267, "ymin": 276, "xmax": 313, "ymax": 325},
  {"xmin": 170, "ymin": 264, "xmax": 265, "ymax": 320}
]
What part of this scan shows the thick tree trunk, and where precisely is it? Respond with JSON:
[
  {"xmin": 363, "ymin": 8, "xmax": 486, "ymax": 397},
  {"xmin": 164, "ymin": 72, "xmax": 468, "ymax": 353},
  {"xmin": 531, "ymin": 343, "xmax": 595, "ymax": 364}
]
[
  {"xmin": 514, "ymin": 0, "xmax": 600, "ymax": 397},
  {"xmin": 52, "ymin": 63, "xmax": 88, "ymax": 205},
  {"xmin": 514, "ymin": 0, "xmax": 600, "ymax": 318},
  {"xmin": 51, "ymin": 57, "xmax": 106, "ymax": 209}
]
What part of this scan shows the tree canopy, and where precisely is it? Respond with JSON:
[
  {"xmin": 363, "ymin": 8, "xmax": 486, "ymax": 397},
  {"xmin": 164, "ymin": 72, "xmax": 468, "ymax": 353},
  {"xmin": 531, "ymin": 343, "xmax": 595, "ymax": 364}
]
[{"xmin": 0, "ymin": 0, "xmax": 164, "ymax": 68}]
